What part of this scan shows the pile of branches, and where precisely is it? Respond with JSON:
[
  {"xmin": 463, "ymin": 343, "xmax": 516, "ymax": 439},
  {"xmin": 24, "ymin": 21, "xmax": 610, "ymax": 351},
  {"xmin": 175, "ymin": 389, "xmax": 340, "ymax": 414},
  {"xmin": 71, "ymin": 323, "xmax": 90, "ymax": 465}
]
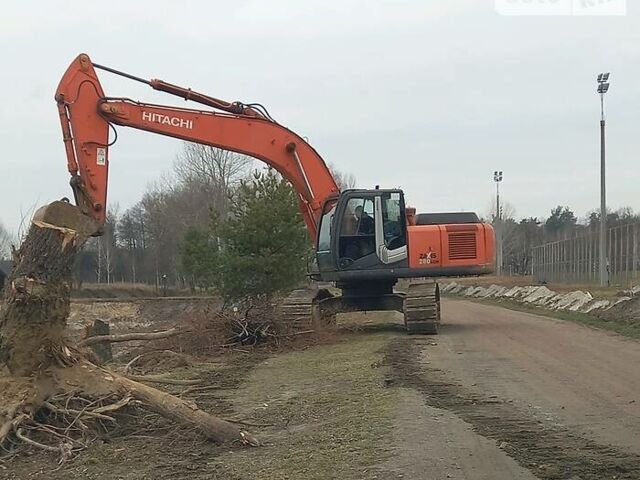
[
  {"xmin": 225, "ymin": 298, "xmax": 283, "ymax": 346},
  {"xmin": 160, "ymin": 297, "xmax": 300, "ymax": 355}
]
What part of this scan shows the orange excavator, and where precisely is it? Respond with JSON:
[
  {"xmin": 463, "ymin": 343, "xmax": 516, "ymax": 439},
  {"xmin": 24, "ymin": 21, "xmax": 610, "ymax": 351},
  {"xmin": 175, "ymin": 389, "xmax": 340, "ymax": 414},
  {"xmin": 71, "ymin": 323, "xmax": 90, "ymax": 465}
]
[{"xmin": 53, "ymin": 53, "xmax": 495, "ymax": 334}]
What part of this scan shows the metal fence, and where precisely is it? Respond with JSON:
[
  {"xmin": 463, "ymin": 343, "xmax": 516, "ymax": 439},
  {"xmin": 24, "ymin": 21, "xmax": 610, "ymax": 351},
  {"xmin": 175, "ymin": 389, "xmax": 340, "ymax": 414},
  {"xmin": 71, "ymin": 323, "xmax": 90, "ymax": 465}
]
[{"xmin": 532, "ymin": 222, "xmax": 640, "ymax": 285}]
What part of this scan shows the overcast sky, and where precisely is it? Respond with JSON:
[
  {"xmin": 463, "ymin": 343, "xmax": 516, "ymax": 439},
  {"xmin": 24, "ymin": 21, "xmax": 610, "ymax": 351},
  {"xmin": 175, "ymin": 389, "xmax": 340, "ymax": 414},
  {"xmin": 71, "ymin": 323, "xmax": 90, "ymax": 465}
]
[{"xmin": 1, "ymin": 1, "xmax": 638, "ymax": 235}]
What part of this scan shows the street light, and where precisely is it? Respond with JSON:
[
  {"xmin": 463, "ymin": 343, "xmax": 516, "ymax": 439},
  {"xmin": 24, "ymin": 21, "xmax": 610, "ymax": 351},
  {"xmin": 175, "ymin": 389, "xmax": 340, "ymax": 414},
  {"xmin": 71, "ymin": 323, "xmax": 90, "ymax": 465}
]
[
  {"xmin": 494, "ymin": 171, "xmax": 503, "ymax": 276},
  {"xmin": 597, "ymin": 72, "xmax": 610, "ymax": 286}
]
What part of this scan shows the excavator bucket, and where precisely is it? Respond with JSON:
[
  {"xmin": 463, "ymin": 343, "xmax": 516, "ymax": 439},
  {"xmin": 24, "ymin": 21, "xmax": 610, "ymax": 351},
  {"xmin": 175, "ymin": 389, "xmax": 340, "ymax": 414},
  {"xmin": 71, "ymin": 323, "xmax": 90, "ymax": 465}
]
[{"xmin": 32, "ymin": 201, "xmax": 102, "ymax": 239}]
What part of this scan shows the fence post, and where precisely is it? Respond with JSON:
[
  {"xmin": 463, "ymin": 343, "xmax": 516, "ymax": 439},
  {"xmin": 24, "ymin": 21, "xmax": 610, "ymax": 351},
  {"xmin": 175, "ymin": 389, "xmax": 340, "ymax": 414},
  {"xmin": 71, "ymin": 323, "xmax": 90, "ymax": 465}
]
[
  {"xmin": 626, "ymin": 224, "xmax": 631, "ymax": 283},
  {"xmin": 633, "ymin": 223, "xmax": 640, "ymax": 279},
  {"xmin": 581, "ymin": 235, "xmax": 584, "ymax": 282},
  {"xmin": 587, "ymin": 232, "xmax": 593, "ymax": 280},
  {"xmin": 613, "ymin": 227, "xmax": 617, "ymax": 283}
]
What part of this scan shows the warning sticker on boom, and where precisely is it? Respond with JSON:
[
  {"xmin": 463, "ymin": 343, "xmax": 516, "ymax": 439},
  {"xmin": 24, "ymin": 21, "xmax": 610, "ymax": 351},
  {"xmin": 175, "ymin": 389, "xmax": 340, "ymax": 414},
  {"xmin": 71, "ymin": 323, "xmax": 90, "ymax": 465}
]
[{"xmin": 97, "ymin": 148, "xmax": 107, "ymax": 166}]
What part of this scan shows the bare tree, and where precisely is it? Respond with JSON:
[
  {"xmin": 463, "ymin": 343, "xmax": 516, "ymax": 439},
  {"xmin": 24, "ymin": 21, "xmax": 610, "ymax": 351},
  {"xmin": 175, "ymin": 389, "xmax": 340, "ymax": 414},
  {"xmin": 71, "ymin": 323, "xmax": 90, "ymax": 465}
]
[
  {"xmin": 174, "ymin": 143, "xmax": 251, "ymax": 213},
  {"xmin": 70, "ymin": 145, "xmax": 252, "ymax": 286},
  {"xmin": 0, "ymin": 221, "xmax": 12, "ymax": 260},
  {"xmin": 487, "ymin": 197, "xmax": 516, "ymax": 225},
  {"xmin": 95, "ymin": 239, "xmax": 102, "ymax": 282},
  {"xmin": 124, "ymin": 144, "xmax": 252, "ymax": 286},
  {"xmin": 118, "ymin": 205, "xmax": 147, "ymax": 283},
  {"xmin": 329, "ymin": 164, "xmax": 356, "ymax": 190},
  {"xmin": 99, "ymin": 205, "xmax": 120, "ymax": 284}
]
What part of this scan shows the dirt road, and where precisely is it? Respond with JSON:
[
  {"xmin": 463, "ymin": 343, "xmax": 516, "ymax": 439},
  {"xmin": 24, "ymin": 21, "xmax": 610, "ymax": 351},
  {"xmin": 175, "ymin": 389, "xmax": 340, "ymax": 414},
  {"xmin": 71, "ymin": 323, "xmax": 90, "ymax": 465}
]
[{"xmin": 388, "ymin": 299, "xmax": 640, "ymax": 480}]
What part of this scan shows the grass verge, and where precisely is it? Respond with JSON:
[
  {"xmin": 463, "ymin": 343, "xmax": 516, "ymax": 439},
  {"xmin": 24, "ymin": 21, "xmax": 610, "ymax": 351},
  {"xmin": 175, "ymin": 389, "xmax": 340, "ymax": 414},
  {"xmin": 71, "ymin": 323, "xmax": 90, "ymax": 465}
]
[{"xmin": 216, "ymin": 332, "xmax": 398, "ymax": 480}]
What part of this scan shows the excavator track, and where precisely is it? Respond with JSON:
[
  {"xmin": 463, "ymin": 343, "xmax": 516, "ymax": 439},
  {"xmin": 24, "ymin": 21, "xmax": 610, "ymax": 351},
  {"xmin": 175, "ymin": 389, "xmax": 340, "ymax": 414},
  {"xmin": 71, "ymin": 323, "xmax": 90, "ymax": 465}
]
[
  {"xmin": 279, "ymin": 288, "xmax": 336, "ymax": 330},
  {"xmin": 403, "ymin": 281, "xmax": 440, "ymax": 335},
  {"xmin": 279, "ymin": 288, "xmax": 317, "ymax": 330}
]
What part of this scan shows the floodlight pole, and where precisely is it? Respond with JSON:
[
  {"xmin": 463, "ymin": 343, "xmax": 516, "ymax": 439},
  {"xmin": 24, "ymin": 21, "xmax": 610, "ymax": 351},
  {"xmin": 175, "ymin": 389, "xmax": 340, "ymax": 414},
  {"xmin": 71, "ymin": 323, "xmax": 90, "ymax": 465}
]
[
  {"xmin": 598, "ymin": 75, "xmax": 609, "ymax": 287},
  {"xmin": 494, "ymin": 171, "xmax": 503, "ymax": 276}
]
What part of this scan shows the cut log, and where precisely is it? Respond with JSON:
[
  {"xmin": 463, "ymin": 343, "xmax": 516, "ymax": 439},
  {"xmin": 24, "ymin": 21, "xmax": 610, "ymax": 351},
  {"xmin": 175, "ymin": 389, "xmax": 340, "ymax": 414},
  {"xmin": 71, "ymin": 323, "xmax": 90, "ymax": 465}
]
[
  {"xmin": 115, "ymin": 373, "xmax": 257, "ymax": 444},
  {"xmin": 78, "ymin": 327, "xmax": 182, "ymax": 347}
]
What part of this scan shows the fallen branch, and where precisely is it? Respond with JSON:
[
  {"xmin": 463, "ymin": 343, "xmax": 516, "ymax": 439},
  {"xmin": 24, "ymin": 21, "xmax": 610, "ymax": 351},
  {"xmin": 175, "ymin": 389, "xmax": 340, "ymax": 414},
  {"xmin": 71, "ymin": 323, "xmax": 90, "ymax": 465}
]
[
  {"xmin": 126, "ymin": 375, "xmax": 202, "ymax": 386},
  {"xmin": 110, "ymin": 369, "xmax": 258, "ymax": 445},
  {"xmin": 15, "ymin": 428, "xmax": 60, "ymax": 453},
  {"xmin": 92, "ymin": 396, "xmax": 133, "ymax": 415},
  {"xmin": 79, "ymin": 328, "xmax": 182, "ymax": 347},
  {"xmin": 123, "ymin": 354, "xmax": 145, "ymax": 375},
  {"xmin": 36, "ymin": 424, "xmax": 85, "ymax": 447},
  {"xmin": 123, "ymin": 350, "xmax": 191, "ymax": 375},
  {"xmin": 283, "ymin": 329, "xmax": 315, "ymax": 337},
  {"xmin": 43, "ymin": 402, "xmax": 116, "ymax": 423},
  {"xmin": 0, "ymin": 412, "xmax": 28, "ymax": 445}
]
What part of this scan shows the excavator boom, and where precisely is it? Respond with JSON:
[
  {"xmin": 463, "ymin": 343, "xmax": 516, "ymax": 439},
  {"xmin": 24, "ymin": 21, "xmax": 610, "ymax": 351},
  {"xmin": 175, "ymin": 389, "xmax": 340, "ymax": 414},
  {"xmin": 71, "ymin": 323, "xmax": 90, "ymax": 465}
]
[{"xmin": 55, "ymin": 54, "xmax": 339, "ymax": 237}]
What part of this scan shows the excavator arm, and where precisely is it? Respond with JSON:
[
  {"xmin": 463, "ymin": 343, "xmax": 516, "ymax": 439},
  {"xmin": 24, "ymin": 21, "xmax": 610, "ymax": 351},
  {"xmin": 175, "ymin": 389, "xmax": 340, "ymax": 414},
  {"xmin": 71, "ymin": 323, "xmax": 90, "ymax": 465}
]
[{"xmin": 55, "ymin": 54, "xmax": 340, "ymax": 238}]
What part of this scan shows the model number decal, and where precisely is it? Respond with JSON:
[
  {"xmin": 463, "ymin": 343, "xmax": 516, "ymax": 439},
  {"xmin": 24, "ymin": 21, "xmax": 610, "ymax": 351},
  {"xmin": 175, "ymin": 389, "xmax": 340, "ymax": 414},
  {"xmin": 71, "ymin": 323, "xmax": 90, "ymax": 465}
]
[{"xmin": 419, "ymin": 249, "xmax": 439, "ymax": 265}]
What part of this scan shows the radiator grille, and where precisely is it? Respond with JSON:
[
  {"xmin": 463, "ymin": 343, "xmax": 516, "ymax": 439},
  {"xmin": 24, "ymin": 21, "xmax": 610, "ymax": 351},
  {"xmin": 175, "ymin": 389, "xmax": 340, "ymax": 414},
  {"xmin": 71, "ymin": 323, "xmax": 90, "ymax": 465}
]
[{"xmin": 448, "ymin": 232, "xmax": 477, "ymax": 260}]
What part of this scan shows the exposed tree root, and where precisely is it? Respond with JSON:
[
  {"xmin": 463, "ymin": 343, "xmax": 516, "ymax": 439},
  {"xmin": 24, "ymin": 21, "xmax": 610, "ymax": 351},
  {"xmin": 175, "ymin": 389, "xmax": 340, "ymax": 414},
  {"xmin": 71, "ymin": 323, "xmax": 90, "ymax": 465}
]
[{"xmin": 15, "ymin": 428, "xmax": 63, "ymax": 453}]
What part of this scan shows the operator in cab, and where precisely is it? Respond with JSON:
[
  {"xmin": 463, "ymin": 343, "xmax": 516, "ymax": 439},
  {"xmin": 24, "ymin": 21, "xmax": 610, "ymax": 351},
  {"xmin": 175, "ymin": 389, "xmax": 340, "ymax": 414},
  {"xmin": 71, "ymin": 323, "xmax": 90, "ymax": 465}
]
[{"xmin": 355, "ymin": 205, "xmax": 374, "ymax": 235}]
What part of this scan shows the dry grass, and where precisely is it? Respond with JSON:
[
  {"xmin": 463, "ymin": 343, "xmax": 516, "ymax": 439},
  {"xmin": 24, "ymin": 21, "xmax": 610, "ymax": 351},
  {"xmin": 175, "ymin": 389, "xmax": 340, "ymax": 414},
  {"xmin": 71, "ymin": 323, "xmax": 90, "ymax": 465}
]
[
  {"xmin": 77, "ymin": 282, "xmax": 157, "ymax": 291},
  {"xmin": 71, "ymin": 282, "xmax": 194, "ymax": 299},
  {"xmin": 215, "ymin": 331, "xmax": 399, "ymax": 480}
]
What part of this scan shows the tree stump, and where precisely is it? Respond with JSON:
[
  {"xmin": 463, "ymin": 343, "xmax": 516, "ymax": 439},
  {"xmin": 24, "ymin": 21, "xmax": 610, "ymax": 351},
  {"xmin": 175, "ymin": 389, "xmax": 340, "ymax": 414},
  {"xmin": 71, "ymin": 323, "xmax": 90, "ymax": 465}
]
[
  {"xmin": 85, "ymin": 319, "xmax": 113, "ymax": 363},
  {"xmin": 0, "ymin": 219, "xmax": 81, "ymax": 376},
  {"xmin": 0, "ymin": 202, "xmax": 257, "ymax": 453}
]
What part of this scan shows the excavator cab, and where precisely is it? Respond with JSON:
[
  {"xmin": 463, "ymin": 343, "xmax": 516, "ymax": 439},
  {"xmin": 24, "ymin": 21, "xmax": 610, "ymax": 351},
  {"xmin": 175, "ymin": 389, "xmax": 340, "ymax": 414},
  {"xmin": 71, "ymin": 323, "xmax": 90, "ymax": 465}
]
[{"xmin": 314, "ymin": 189, "xmax": 410, "ymax": 281}]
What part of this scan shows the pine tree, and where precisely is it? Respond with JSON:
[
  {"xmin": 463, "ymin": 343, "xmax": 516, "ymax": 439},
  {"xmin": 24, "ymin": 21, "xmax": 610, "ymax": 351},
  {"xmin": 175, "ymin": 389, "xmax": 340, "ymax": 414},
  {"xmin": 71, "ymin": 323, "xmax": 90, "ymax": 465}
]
[
  {"xmin": 216, "ymin": 170, "xmax": 309, "ymax": 300},
  {"xmin": 180, "ymin": 227, "xmax": 218, "ymax": 290}
]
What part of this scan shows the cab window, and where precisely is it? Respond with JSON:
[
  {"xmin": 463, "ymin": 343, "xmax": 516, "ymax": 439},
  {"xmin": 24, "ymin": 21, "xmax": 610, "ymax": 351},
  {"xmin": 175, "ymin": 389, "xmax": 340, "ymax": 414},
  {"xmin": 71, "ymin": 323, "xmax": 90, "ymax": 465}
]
[
  {"xmin": 339, "ymin": 197, "xmax": 375, "ymax": 262},
  {"xmin": 381, "ymin": 192, "xmax": 406, "ymax": 250},
  {"xmin": 317, "ymin": 201, "xmax": 336, "ymax": 252}
]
